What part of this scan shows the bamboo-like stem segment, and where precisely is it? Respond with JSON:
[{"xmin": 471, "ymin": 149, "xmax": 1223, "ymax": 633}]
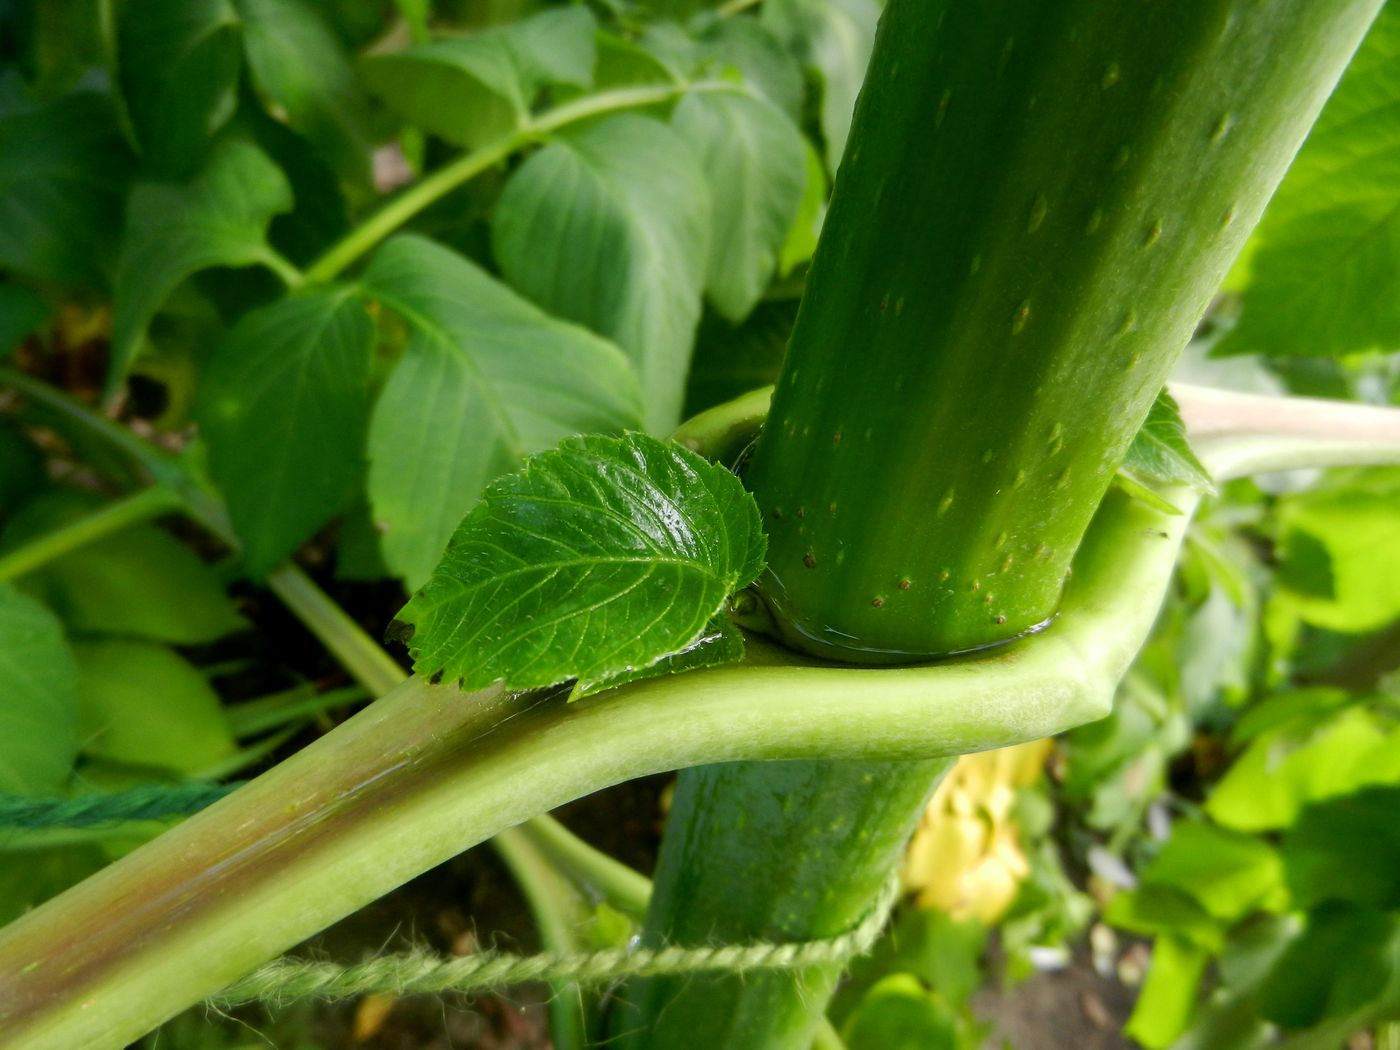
[{"xmin": 631, "ymin": 1, "xmax": 1383, "ymax": 1045}]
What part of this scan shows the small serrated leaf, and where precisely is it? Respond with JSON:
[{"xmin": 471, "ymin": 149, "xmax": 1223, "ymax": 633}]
[
  {"xmin": 396, "ymin": 433, "xmax": 765, "ymax": 696},
  {"xmin": 1119, "ymin": 390, "xmax": 1215, "ymax": 504}
]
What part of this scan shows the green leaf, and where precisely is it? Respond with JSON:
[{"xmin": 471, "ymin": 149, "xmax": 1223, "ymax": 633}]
[
  {"xmin": 762, "ymin": 0, "xmax": 879, "ymax": 170},
  {"xmin": 197, "ymin": 287, "xmax": 375, "ymax": 576},
  {"xmin": 396, "ymin": 432, "xmax": 765, "ymax": 695},
  {"xmin": 236, "ymin": 0, "xmax": 372, "ymax": 182},
  {"xmin": 832, "ymin": 909, "xmax": 986, "ymax": 1027},
  {"xmin": 683, "ymin": 298, "xmax": 796, "ymax": 418},
  {"xmin": 0, "ymin": 90, "xmax": 131, "ymax": 285},
  {"xmin": 1258, "ymin": 903, "xmax": 1399, "ymax": 1030},
  {"xmin": 1125, "ymin": 935, "xmax": 1210, "ymax": 1050},
  {"xmin": 493, "ymin": 113, "xmax": 710, "ymax": 433},
  {"xmin": 0, "ymin": 425, "xmax": 46, "ymax": 513},
  {"xmin": 0, "ymin": 583, "xmax": 77, "ymax": 795},
  {"xmin": 108, "ymin": 137, "xmax": 294, "ymax": 395},
  {"xmin": 1283, "ymin": 787, "xmax": 1400, "ymax": 910},
  {"xmin": 362, "ymin": 235, "xmax": 644, "ymax": 589},
  {"xmin": 362, "ymin": 7, "xmax": 596, "ymax": 148},
  {"xmin": 1218, "ymin": 7, "xmax": 1400, "ymax": 358},
  {"xmin": 1273, "ymin": 469, "xmax": 1400, "ymax": 633},
  {"xmin": 1103, "ymin": 885, "xmax": 1225, "ymax": 953},
  {"xmin": 1120, "ymin": 389, "xmax": 1215, "ymax": 498},
  {"xmin": 692, "ymin": 17, "xmax": 805, "ymax": 121},
  {"xmin": 779, "ymin": 139, "xmax": 829, "ymax": 276},
  {"xmin": 840, "ymin": 974, "xmax": 960, "ymax": 1050},
  {"xmin": 1207, "ymin": 706, "xmax": 1400, "ymax": 832},
  {"xmin": 582, "ymin": 613, "xmax": 746, "ymax": 696},
  {"xmin": 1139, "ymin": 822, "xmax": 1284, "ymax": 923},
  {"xmin": 0, "ymin": 284, "xmax": 47, "ymax": 358},
  {"xmin": 115, "ymin": 0, "xmax": 243, "ymax": 176},
  {"xmin": 73, "ymin": 639, "xmax": 234, "ymax": 776},
  {"xmin": 672, "ymin": 90, "xmax": 807, "ymax": 322},
  {"xmin": 0, "ymin": 490, "xmax": 248, "ymax": 645}
]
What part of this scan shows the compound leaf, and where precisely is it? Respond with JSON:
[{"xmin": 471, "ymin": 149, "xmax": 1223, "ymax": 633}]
[
  {"xmin": 673, "ymin": 90, "xmax": 807, "ymax": 322},
  {"xmin": 237, "ymin": 0, "xmax": 372, "ymax": 182},
  {"xmin": 362, "ymin": 235, "xmax": 643, "ymax": 589},
  {"xmin": 1219, "ymin": 7, "xmax": 1400, "ymax": 358},
  {"xmin": 0, "ymin": 90, "xmax": 131, "ymax": 285},
  {"xmin": 362, "ymin": 7, "xmax": 596, "ymax": 148},
  {"xmin": 493, "ymin": 113, "xmax": 710, "ymax": 433},
  {"xmin": 0, "ymin": 583, "xmax": 77, "ymax": 795},
  {"xmin": 396, "ymin": 433, "xmax": 765, "ymax": 696},
  {"xmin": 115, "ymin": 0, "xmax": 243, "ymax": 176},
  {"xmin": 762, "ymin": 0, "xmax": 880, "ymax": 170},
  {"xmin": 197, "ymin": 286, "xmax": 375, "ymax": 576},
  {"xmin": 108, "ymin": 137, "xmax": 294, "ymax": 395},
  {"xmin": 0, "ymin": 490, "xmax": 247, "ymax": 645}
]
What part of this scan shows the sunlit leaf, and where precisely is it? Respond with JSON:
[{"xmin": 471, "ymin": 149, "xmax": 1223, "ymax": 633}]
[
  {"xmin": 493, "ymin": 114, "xmax": 710, "ymax": 432},
  {"xmin": 197, "ymin": 287, "xmax": 375, "ymax": 576},
  {"xmin": 396, "ymin": 433, "xmax": 765, "ymax": 695},
  {"xmin": 1207, "ymin": 706, "xmax": 1400, "ymax": 831},
  {"xmin": 1273, "ymin": 469, "xmax": 1400, "ymax": 633},
  {"xmin": 1219, "ymin": 6, "xmax": 1400, "ymax": 358},
  {"xmin": 1125, "ymin": 934, "xmax": 1209, "ymax": 1049},
  {"xmin": 362, "ymin": 235, "xmax": 643, "ymax": 588},
  {"xmin": 1138, "ymin": 821, "xmax": 1284, "ymax": 923}
]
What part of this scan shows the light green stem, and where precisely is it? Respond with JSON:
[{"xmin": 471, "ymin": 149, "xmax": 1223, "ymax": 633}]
[
  {"xmin": 0, "ymin": 485, "xmax": 183, "ymax": 581},
  {"xmin": 2, "ymin": 368, "xmax": 647, "ymax": 937},
  {"xmin": 514, "ymin": 809, "xmax": 652, "ymax": 918},
  {"xmin": 0, "ymin": 482, "xmax": 1194, "ymax": 1050},
  {"xmin": 304, "ymin": 82, "xmax": 731, "ymax": 284},
  {"xmin": 264, "ymin": 564, "xmax": 406, "ymax": 696},
  {"xmin": 493, "ymin": 827, "xmax": 590, "ymax": 1050}
]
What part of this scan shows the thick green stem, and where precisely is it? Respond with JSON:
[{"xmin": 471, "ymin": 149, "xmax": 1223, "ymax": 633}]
[
  {"xmin": 615, "ymin": 759, "xmax": 953, "ymax": 1048},
  {"xmin": 746, "ymin": 0, "xmax": 1381, "ymax": 661},
  {"xmin": 631, "ymin": 1, "xmax": 1382, "ymax": 1046},
  {"xmin": 0, "ymin": 485, "xmax": 182, "ymax": 581}
]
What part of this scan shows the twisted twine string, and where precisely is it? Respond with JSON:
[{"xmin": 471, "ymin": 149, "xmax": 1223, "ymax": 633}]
[
  {"xmin": 0, "ymin": 783, "xmax": 239, "ymax": 829},
  {"xmin": 211, "ymin": 875, "xmax": 902, "ymax": 1006}
]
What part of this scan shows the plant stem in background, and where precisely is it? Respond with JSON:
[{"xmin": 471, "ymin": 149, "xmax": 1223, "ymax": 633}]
[
  {"xmin": 304, "ymin": 82, "xmax": 738, "ymax": 284},
  {"xmin": 626, "ymin": 1, "xmax": 1383, "ymax": 1045},
  {"xmin": 0, "ymin": 485, "xmax": 182, "ymax": 582}
]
